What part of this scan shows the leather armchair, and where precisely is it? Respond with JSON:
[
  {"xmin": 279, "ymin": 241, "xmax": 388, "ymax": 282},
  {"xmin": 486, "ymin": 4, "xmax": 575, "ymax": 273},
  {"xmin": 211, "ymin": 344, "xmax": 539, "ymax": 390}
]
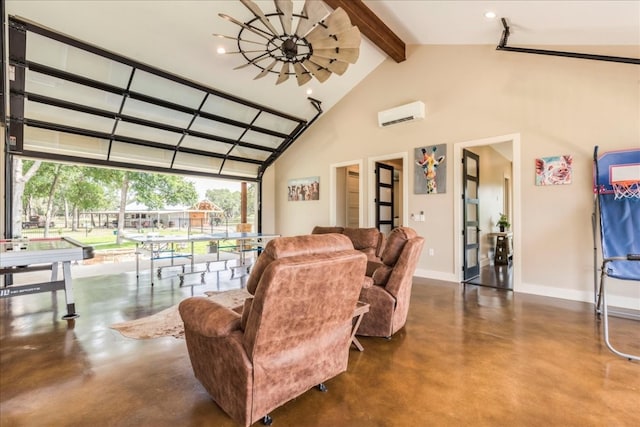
[
  {"xmin": 357, "ymin": 227, "xmax": 425, "ymax": 338},
  {"xmin": 179, "ymin": 234, "xmax": 367, "ymax": 427},
  {"xmin": 312, "ymin": 226, "xmax": 386, "ymax": 263}
]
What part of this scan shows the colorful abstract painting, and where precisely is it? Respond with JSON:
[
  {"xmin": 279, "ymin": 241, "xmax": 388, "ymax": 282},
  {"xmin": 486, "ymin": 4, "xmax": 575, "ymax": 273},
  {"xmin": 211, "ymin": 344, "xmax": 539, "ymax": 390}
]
[{"xmin": 535, "ymin": 155, "xmax": 573, "ymax": 185}]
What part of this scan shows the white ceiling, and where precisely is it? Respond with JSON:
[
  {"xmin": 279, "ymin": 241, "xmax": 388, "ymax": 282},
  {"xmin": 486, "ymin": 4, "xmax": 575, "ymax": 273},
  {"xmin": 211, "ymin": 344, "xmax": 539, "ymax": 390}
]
[
  {"xmin": 365, "ymin": 0, "xmax": 640, "ymax": 46},
  {"xmin": 6, "ymin": 1, "xmax": 640, "ymax": 122}
]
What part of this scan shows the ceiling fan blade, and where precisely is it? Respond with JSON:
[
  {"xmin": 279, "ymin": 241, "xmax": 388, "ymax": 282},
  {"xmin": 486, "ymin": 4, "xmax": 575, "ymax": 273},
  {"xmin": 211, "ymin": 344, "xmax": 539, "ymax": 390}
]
[
  {"xmin": 276, "ymin": 62, "xmax": 290, "ymax": 85},
  {"xmin": 292, "ymin": 61, "xmax": 312, "ymax": 86},
  {"xmin": 239, "ymin": 0, "xmax": 279, "ymax": 36},
  {"xmin": 219, "ymin": 13, "xmax": 271, "ymax": 41},
  {"xmin": 313, "ymin": 48, "xmax": 360, "ymax": 64},
  {"xmin": 224, "ymin": 49, "xmax": 270, "ymax": 54},
  {"xmin": 305, "ymin": 7, "xmax": 352, "ymax": 41},
  {"xmin": 295, "ymin": 0, "xmax": 330, "ymax": 38},
  {"xmin": 305, "ymin": 7, "xmax": 353, "ymax": 40},
  {"xmin": 309, "ymin": 55, "xmax": 349, "ymax": 75},
  {"xmin": 303, "ymin": 59, "xmax": 331, "ymax": 83},
  {"xmin": 213, "ymin": 33, "xmax": 265, "ymax": 46},
  {"xmin": 254, "ymin": 59, "xmax": 278, "ymax": 80},
  {"xmin": 274, "ymin": 0, "xmax": 293, "ymax": 35},
  {"xmin": 233, "ymin": 54, "xmax": 271, "ymax": 70},
  {"xmin": 306, "ymin": 26, "xmax": 361, "ymax": 49},
  {"xmin": 324, "ymin": 7, "xmax": 353, "ymax": 34}
]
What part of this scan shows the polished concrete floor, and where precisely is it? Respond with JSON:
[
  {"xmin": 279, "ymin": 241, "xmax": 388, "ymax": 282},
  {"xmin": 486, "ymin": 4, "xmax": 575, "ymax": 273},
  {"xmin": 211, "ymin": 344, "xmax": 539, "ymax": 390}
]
[
  {"xmin": 1, "ymin": 265, "xmax": 639, "ymax": 426},
  {"xmin": 463, "ymin": 263, "xmax": 514, "ymax": 290}
]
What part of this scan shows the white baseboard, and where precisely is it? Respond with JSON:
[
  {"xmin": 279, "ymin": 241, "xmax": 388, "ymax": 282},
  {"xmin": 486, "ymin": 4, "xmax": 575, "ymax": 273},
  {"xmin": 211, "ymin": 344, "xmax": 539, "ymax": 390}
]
[
  {"xmin": 412, "ymin": 271, "xmax": 638, "ymax": 312},
  {"xmin": 414, "ymin": 268, "xmax": 457, "ymax": 283},
  {"xmin": 517, "ymin": 281, "xmax": 639, "ymax": 311}
]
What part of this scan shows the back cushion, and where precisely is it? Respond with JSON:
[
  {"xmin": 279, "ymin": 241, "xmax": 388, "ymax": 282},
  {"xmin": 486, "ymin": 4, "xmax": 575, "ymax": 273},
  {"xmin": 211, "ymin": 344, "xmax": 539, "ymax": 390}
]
[
  {"xmin": 381, "ymin": 227, "xmax": 418, "ymax": 266},
  {"xmin": 311, "ymin": 226, "xmax": 345, "ymax": 235},
  {"xmin": 342, "ymin": 227, "xmax": 380, "ymax": 251},
  {"xmin": 246, "ymin": 233, "xmax": 353, "ymax": 294}
]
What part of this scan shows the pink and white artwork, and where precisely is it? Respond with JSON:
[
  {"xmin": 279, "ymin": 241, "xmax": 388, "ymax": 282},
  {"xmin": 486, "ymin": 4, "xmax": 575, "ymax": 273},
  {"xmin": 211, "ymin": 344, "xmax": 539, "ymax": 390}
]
[{"xmin": 535, "ymin": 155, "xmax": 573, "ymax": 185}]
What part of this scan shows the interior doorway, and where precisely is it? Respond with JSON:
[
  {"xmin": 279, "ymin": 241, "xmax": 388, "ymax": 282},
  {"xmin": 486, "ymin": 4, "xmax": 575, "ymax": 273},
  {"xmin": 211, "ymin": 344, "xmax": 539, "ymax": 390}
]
[
  {"xmin": 330, "ymin": 160, "xmax": 364, "ymax": 227},
  {"xmin": 331, "ymin": 154, "xmax": 408, "ymax": 231},
  {"xmin": 453, "ymin": 134, "xmax": 521, "ymax": 291},
  {"xmin": 368, "ymin": 152, "xmax": 409, "ymax": 231}
]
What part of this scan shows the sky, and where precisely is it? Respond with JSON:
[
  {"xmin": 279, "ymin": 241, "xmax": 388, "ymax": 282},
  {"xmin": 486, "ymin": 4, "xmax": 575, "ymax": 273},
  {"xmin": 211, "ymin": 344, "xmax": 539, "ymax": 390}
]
[{"xmin": 186, "ymin": 177, "xmax": 242, "ymax": 200}]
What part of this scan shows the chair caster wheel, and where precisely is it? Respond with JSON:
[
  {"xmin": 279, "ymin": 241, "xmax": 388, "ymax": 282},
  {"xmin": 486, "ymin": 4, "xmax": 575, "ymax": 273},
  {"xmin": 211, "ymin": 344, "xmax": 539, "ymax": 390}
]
[
  {"xmin": 262, "ymin": 415, "xmax": 272, "ymax": 425},
  {"xmin": 317, "ymin": 383, "xmax": 328, "ymax": 392}
]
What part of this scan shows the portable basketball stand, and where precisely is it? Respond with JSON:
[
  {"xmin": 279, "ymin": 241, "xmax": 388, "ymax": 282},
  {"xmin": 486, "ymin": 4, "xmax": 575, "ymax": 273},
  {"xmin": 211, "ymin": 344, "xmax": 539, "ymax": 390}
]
[{"xmin": 592, "ymin": 146, "xmax": 640, "ymax": 361}]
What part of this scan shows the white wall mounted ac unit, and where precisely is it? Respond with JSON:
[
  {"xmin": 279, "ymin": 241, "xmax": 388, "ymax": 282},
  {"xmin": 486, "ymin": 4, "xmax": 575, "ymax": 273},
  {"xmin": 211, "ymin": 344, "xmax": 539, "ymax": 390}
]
[{"xmin": 377, "ymin": 101, "xmax": 425, "ymax": 127}]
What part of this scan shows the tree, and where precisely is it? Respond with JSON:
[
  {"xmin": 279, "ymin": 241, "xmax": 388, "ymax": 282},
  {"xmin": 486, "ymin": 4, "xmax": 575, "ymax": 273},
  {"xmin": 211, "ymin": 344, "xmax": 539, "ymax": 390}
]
[
  {"xmin": 63, "ymin": 166, "xmax": 117, "ymax": 230},
  {"xmin": 14, "ymin": 160, "xmax": 199, "ymax": 242},
  {"xmin": 11, "ymin": 158, "xmax": 41, "ymax": 237},
  {"xmin": 247, "ymin": 183, "xmax": 256, "ymax": 217},
  {"xmin": 23, "ymin": 163, "xmax": 114, "ymax": 236},
  {"xmin": 205, "ymin": 188, "xmax": 240, "ymax": 219},
  {"xmin": 112, "ymin": 171, "xmax": 198, "ymax": 244},
  {"xmin": 131, "ymin": 172, "xmax": 198, "ymax": 210}
]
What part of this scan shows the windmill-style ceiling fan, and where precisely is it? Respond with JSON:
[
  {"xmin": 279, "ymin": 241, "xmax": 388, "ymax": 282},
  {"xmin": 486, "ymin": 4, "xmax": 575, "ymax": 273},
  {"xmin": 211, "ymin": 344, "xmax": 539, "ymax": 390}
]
[{"xmin": 215, "ymin": 0, "xmax": 361, "ymax": 86}]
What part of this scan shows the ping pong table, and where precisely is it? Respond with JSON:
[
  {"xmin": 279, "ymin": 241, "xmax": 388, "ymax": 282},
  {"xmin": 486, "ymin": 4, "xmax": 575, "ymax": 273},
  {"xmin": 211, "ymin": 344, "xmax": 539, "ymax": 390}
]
[
  {"xmin": 0, "ymin": 237, "xmax": 94, "ymax": 319},
  {"xmin": 123, "ymin": 232, "xmax": 279, "ymax": 285}
]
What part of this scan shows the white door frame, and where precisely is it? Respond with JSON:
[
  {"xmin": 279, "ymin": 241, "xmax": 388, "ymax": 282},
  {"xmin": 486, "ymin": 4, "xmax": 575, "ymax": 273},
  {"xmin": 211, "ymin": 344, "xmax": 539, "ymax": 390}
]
[
  {"xmin": 330, "ymin": 159, "xmax": 364, "ymax": 227},
  {"xmin": 367, "ymin": 152, "xmax": 409, "ymax": 228},
  {"xmin": 453, "ymin": 133, "xmax": 522, "ymax": 291}
]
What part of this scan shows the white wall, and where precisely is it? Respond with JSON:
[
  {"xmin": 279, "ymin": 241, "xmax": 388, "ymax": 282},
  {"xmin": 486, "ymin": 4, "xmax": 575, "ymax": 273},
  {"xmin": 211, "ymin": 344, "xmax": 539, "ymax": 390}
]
[{"xmin": 268, "ymin": 44, "xmax": 640, "ymax": 309}]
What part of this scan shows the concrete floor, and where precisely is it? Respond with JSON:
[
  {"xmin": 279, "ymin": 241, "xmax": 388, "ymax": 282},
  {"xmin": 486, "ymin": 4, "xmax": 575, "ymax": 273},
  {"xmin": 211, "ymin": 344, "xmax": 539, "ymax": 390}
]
[{"xmin": 1, "ymin": 262, "xmax": 639, "ymax": 426}]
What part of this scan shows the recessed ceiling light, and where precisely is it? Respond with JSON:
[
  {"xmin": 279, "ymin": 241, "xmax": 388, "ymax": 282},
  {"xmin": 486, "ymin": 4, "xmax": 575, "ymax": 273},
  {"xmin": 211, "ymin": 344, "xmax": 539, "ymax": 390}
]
[
  {"xmin": 217, "ymin": 47, "xmax": 226, "ymax": 54},
  {"xmin": 484, "ymin": 11, "xmax": 496, "ymax": 19},
  {"xmin": 306, "ymin": 88, "xmax": 313, "ymax": 95}
]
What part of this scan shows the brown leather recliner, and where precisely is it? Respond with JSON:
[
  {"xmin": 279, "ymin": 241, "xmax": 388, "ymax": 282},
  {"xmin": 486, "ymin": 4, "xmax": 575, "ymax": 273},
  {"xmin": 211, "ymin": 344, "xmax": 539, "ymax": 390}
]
[
  {"xmin": 179, "ymin": 234, "xmax": 367, "ymax": 427},
  {"xmin": 311, "ymin": 226, "xmax": 386, "ymax": 263},
  {"xmin": 356, "ymin": 227, "xmax": 425, "ymax": 338}
]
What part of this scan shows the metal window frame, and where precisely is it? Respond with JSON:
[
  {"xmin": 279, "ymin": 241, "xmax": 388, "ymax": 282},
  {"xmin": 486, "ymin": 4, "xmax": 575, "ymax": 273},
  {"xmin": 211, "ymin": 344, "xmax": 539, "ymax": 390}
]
[{"xmin": 4, "ymin": 15, "xmax": 323, "ymax": 237}]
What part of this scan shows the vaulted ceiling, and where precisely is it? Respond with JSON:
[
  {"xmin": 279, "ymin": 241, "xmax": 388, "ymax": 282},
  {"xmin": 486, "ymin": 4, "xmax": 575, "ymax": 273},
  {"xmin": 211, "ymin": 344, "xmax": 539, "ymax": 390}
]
[{"xmin": 4, "ymin": 1, "xmax": 638, "ymax": 181}]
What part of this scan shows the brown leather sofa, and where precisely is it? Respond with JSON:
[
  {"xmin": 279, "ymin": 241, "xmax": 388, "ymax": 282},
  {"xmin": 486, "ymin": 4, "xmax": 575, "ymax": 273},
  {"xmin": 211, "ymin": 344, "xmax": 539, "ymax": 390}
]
[
  {"xmin": 179, "ymin": 234, "xmax": 367, "ymax": 427},
  {"xmin": 356, "ymin": 227, "xmax": 425, "ymax": 338}
]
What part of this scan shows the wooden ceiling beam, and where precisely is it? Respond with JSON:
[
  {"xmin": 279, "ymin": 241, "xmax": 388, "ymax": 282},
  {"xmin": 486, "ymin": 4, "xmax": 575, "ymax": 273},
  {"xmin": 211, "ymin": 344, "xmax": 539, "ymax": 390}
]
[{"xmin": 323, "ymin": 0, "xmax": 406, "ymax": 63}]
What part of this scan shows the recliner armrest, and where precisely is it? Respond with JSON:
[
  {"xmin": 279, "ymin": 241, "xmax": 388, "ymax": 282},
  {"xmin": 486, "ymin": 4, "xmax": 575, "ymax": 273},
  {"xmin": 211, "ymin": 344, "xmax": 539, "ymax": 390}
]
[{"xmin": 179, "ymin": 297, "xmax": 242, "ymax": 338}]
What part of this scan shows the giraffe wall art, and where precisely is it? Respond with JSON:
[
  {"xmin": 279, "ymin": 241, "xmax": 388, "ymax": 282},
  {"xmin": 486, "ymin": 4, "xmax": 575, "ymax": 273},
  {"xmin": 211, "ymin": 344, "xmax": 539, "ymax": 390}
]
[{"xmin": 414, "ymin": 144, "xmax": 447, "ymax": 194}]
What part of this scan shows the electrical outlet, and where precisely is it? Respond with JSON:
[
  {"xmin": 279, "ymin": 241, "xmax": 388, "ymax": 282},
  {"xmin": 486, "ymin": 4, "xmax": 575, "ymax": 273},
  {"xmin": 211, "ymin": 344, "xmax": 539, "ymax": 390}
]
[{"xmin": 428, "ymin": 248, "xmax": 434, "ymax": 256}]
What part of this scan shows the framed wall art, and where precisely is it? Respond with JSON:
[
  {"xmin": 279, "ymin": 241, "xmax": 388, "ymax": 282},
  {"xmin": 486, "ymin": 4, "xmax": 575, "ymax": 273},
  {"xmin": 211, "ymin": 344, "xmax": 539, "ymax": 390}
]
[
  {"xmin": 287, "ymin": 176, "xmax": 319, "ymax": 201},
  {"xmin": 535, "ymin": 155, "xmax": 573, "ymax": 185},
  {"xmin": 414, "ymin": 144, "xmax": 447, "ymax": 194}
]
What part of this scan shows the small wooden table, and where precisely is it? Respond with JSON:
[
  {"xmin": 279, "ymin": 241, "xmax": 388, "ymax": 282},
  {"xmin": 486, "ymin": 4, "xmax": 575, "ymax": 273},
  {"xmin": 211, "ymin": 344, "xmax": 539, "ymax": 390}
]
[{"xmin": 351, "ymin": 301, "xmax": 370, "ymax": 351}]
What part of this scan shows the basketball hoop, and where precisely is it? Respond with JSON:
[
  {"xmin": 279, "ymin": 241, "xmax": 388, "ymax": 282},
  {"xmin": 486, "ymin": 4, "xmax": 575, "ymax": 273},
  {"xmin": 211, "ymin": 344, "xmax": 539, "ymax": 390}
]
[
  {"xmin": 612, "ymin": 180, "xmax": 640, "ymax": 200},
  {"xmin": 610, "ymin": 163, "xmax": 640, "ymax": 200}
]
